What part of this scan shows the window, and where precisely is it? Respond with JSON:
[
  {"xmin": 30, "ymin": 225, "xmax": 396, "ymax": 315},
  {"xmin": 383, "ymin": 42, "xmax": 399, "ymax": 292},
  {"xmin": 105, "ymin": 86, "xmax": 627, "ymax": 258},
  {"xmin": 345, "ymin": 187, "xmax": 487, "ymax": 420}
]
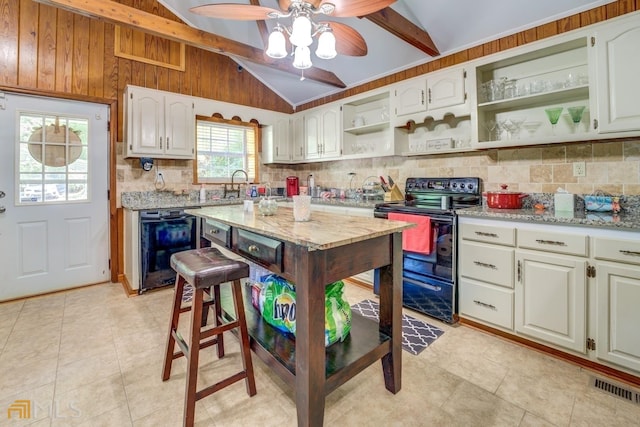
[
  {"xmin": 195, "ymin": 115, "xmax": 259, "ymax": 184},
  {"xmin": 17, "ymin": 113, "xmax": 89, "ymax": 204}
]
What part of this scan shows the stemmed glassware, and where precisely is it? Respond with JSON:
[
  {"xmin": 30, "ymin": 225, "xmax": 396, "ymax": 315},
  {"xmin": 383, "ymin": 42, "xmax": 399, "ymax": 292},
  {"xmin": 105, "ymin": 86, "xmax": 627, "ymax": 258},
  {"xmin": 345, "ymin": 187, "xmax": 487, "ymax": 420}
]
[
  {"xmin": 482, "ymin": 119, "xmax": 498, "ymax": 141},
  {"xmin": 544, "ymin": 107, "xmax": 564, "ymax": 135},
  {"xmin": 506, "ymin": 117, "xmax": 526, "ymax": 139},
  {"xmin": 567, "ymin": 106, "xmax": 586, "ymax": 133}
]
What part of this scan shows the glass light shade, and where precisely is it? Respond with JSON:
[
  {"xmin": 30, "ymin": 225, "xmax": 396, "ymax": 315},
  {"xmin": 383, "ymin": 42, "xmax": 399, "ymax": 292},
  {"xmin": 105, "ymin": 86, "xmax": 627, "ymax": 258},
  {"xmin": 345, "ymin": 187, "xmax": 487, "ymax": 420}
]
[
  {"xmin": 292, "ymin": 46, "xmax": 312, "ymax": 69},
  {"xmin": 289, "ymin": 15, "xmax": 313, "ymax": 47},
  {"xmin": 265, "ymin": 27, "xmax": 287, "ymax": 59},
  {"xmin": 315, "ymin": 30, "xmax": 337, "ymax": 59}
]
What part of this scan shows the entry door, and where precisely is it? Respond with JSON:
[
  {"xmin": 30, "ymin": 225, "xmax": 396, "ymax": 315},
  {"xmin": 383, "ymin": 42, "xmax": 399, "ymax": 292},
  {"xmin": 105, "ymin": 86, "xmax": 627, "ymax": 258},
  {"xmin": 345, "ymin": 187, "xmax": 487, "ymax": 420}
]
[{"xmin": 0, "ymin": 93, "xmax": 110, "ymax": 301}]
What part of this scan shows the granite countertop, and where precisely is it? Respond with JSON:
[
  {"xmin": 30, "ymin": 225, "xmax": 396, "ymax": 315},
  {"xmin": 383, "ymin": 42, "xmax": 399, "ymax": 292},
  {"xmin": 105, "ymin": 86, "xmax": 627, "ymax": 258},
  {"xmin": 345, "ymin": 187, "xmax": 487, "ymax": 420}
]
[
  {"xmin": 457, "ymin": 206, "xmax": 640, "ymax": 231},
  {"xmin": 121, "ymin": 190, "xmax": 379, "ymax": 210},
  {"xmin": 186, "ymin": 205, "xmax": 412, "ymax": 251}
]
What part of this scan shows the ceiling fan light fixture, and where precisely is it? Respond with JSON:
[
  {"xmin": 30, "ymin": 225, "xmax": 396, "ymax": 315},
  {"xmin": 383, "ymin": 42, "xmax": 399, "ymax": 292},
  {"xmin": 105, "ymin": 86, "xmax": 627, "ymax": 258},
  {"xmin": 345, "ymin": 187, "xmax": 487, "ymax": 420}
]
[
  {"xmin": 289, "ymin": 14, "xmax": 313, "ymax": 47},
  {"xmin": 315, "ymin": 29, "xmax": 336, "ymax": 59},
  {"xmin": 292, "ymin": 45, "xmax": 312, "ymax": 69},
  {"xmin": 266, "ymin": 25, "xmax": 287, "ymax": 59}
]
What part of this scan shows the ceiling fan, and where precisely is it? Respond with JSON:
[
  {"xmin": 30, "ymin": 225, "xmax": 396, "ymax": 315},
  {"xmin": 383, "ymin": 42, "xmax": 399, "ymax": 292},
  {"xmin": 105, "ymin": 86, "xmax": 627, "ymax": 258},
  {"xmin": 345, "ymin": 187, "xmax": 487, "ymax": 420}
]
[{"xmin": 190, "ymin": 1, "xmax": 397, "ymax": 70}]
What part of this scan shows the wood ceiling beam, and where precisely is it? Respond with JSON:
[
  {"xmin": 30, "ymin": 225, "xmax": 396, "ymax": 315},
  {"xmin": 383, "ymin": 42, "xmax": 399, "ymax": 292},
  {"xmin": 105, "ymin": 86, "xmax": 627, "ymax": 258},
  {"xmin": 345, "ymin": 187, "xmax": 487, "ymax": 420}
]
[
  {"xmin": 365, "ymin": 7, "xmax": 440, "ymax": 57},
  {"xmin": 250, "ymin": 0, "xmax": 271, "ymax": 48},
  {"xmin": 33, "ymin": 0, "xmax": 346, "ymax": 89}
]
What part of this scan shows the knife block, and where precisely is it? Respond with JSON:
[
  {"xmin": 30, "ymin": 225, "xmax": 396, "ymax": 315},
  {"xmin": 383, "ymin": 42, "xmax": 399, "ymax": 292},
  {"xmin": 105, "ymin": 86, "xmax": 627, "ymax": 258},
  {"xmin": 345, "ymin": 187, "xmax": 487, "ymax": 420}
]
[{"xmin": 384, "ymin": 184, "xmax": 404, "ymax": 202}]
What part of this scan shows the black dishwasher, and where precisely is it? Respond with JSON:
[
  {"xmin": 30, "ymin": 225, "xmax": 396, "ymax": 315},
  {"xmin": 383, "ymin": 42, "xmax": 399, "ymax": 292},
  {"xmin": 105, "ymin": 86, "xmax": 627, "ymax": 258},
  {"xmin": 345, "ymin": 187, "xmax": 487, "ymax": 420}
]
[{"xmin": 139, "ymin": 209, "xmax": 198, "ymax": 293}]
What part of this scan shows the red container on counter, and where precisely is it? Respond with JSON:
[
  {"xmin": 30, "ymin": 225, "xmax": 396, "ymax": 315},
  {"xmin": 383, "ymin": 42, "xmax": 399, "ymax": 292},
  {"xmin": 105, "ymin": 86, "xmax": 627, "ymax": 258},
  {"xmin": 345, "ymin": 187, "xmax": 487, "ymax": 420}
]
[{"xmin": 286, "ymin": 176, "xmax": 299, "ymax": 197}]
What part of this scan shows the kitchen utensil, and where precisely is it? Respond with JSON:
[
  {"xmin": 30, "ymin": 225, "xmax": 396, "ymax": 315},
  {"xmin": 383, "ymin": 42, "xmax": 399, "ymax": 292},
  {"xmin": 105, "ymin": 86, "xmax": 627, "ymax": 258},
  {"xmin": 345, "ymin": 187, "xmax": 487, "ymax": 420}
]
[
  {"xmin": 545, "ymin": 107, "xmax": 563, "ymax": 135},
  {"xmin": 379, "ymin": 176, "xmax": 389, "ymax": 192},
  {"xmin": 484, "ymin": 185, "xmax": 528, "ymax": 209}
]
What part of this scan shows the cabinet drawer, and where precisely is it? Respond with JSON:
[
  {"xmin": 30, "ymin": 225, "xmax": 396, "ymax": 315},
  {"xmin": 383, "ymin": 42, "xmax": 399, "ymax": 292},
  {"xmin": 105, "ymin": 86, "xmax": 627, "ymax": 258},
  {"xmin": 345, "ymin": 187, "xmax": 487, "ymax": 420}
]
[
  {"xmin": 459, "ymin": 278, "xmax": 514, "ymax": 330},
  {"xmin": 460, "ymin": 241, "xmax": 514, "ymax": 288},
  {"xmin": 460, "ymin": 223, "xmax": 516, "ymax": 246},
  {"xmin": 518, "ymin": 229, "xmax": 588, "ymax": 257},
  {"xmin": 202, "ymin": 219, "xmax": 231, "ymax": 248},
  {"xmin": 593, "ymin": 236, "xmax": 640, "ymax": 266},
  {"xmin": 233, "ymin": 228, "xmax": 283, "ymax": 273}
]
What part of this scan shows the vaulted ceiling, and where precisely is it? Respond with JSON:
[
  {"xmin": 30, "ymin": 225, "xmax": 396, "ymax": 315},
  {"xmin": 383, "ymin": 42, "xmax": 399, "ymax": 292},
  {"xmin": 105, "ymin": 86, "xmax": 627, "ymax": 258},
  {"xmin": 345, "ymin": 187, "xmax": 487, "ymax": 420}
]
[{"xmin": 36, "ymin": 0, "xmax": 616, "ymax": 108}]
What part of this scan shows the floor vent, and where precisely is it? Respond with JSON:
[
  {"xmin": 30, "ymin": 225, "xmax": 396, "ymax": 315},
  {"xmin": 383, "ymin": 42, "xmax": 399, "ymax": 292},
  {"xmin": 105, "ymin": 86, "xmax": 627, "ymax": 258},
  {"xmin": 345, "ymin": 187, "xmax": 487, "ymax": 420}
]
[{"xmin": 591, "ymin": 376, "xmax": 640, "ymax": 405}]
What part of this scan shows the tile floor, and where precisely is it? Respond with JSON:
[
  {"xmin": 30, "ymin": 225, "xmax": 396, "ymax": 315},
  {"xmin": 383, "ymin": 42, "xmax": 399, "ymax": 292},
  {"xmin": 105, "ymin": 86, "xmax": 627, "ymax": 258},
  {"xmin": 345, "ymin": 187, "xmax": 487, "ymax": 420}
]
[{"xmin": 1, "ymin": 281, "xmax": 639, "ymax": 426}]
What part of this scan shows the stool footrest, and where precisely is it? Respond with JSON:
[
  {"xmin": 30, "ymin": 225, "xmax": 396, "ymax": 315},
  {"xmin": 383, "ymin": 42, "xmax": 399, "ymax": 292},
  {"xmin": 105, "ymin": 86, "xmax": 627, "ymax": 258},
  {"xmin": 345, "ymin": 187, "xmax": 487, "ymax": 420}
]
[
  {"xmin": 201, "ymin": 320, "xmax": 239, "ymax": 340},
  {"xmin": 195, "ymin": 371, "xmax": 250, "ymax": 401}
]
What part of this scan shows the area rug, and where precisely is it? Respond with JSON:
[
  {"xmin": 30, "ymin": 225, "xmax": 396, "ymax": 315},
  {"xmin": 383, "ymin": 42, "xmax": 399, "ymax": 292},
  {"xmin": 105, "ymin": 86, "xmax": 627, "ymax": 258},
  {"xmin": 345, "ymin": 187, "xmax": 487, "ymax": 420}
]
[{"xmin": 350, "ymin": 299, "xmax": 444, "ymax": 355}]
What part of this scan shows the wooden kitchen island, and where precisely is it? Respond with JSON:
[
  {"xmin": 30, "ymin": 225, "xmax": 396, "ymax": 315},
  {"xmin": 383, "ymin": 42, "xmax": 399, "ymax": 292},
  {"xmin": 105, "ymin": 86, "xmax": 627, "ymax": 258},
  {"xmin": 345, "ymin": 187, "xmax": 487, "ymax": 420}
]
[{"xmin": 186, "ymin": 205, "xmax": 412, "ymax": 427}]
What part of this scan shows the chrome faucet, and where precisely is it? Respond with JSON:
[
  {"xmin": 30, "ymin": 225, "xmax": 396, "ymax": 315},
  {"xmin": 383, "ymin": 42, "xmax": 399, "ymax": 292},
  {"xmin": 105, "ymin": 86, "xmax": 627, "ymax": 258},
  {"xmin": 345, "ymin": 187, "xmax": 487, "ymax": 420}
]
[{"xmin": 224, "ymin": 169, "xmax": 249, "ymax": 198}]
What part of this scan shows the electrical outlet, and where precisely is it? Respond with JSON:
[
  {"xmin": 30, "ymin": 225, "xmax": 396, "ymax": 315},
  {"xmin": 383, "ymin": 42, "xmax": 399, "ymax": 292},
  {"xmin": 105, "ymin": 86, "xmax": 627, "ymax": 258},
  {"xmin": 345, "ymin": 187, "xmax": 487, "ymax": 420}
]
[{"xmin": 573, "ymin": 162, "xmax": 586, "ymax": 177}]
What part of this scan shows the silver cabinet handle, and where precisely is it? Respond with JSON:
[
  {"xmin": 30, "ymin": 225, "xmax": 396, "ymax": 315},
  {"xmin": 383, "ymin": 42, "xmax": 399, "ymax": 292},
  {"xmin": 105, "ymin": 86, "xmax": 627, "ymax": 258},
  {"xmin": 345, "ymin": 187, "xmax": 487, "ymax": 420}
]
[
  {"xmin": 0, "ymin": 206, "xmax": 5, "ymax": 213},
  {"xmin": 0, "ymin": 190, "xmax": 5, "ymax": 198},
  {"xmin": 473, "ymin": 300, "xmax": 496, "ymax": 310},
  {"xmin": 159, "ymin": 137, "xmax": 163, "ymax": 149},
  {"xmin": 166, "ymin": 137, "xmax": 170, "ymax": 149},
  {"xmin": 535, "ymin": 239, "xmax": 566, "ymax": 246},
  {"xmin": 475, "ymin": 231, "xmax": 498, "ymax": 238},
  {"xmin": 473, "ymin": 260, "xmax": 497, "ymax": 269},
  {"xmin": 620, "ymin": 250, "xmax": 640, "ymax": 257}
]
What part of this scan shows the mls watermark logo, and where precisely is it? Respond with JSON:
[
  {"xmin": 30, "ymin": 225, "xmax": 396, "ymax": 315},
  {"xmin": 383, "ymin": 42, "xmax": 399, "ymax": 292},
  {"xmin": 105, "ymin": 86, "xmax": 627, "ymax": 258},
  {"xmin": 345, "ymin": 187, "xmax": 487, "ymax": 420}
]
[
  {"xmin": 7, "ymin": 400, "xmax": 30, "ymax": 419},
  {"xmin": 6, "ymin": 399, "xmax": 81, "ymax": 420}
]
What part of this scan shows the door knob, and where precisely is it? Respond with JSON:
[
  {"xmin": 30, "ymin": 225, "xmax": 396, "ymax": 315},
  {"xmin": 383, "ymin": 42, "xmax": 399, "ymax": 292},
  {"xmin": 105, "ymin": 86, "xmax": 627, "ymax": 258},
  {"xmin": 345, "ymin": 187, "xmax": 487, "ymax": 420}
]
[{"xmin": 0, "ymin": 191, "xmax": 5, "ymax": 198}]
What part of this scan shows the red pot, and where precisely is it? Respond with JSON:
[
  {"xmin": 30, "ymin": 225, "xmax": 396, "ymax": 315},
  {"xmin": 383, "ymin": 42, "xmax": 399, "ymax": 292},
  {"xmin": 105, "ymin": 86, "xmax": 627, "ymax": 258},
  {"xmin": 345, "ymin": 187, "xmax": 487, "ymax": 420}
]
[{"xmin": 484, "ymin": 185, "xmax": 528, "ymax": 209}]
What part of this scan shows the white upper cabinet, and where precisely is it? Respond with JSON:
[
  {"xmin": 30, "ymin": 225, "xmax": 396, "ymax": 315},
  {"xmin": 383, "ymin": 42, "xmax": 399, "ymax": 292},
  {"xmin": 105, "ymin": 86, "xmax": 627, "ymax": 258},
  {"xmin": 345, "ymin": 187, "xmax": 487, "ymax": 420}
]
[
  {"xmin": 291, "ymin": 115, "xmax": 305, "ymax": 162},
  {"xmin": 272, "ymin": 117, "xmax": 291, "ymax": 162},
  {"xmin": 304, "ymin": 105, "xmax": 341, "ymax": 161},
  {"xmin": 124, "ymin": 85, "xmax": 195, "ymax": 159},
  {"xmin": 591, "ymin": 13, "xmax": 640, "ymax": 133},
  {"xmin": 341, "ymin": 91, "xmax": 393, "ymax": 158},
  {"xmin": 393, "ymin": 67, "xmax": 467, "ymax": 119}
]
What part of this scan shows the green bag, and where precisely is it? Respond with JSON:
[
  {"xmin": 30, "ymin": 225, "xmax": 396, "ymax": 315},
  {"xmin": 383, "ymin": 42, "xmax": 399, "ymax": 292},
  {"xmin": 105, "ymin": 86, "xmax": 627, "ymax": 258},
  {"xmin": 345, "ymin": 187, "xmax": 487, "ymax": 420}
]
[{"xmin": 258, "ymin": 274, "xmax": 352, "ymax": 347}]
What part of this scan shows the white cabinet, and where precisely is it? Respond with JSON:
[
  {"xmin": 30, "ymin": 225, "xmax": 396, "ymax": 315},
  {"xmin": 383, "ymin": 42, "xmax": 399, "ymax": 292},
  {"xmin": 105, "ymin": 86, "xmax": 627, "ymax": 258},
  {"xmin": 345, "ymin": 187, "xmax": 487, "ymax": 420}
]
[
  {"xmin": 458, "ymin": 221, "xmax": 516, "ymax": 330},
  {"xmin": 591, "ymin": 14, "xmax": 640, "ymax": 133},
  {"xmin": 304, "ymin": 106, "xmax": 341, "ymax": 160},
  {"xmin": 393, "ymin": 67, "xmax": 467, "ymax": 117},
  {"xmin": 124, "ymin": 85, "xmax": 194, "ymax": 159},
  {"xmin": 515, "ymin": 249, "xmax": 587, "ymax": 353},
  {"xmin": 271, "ymin": 117, "xmax": 291, "ymax": 163},
  {"xmin": 291, "ymin": 115, "xmax": 305, "ymax": 162},
  {"xmin": 593, "ymin": 236, "xmax": 640, "ymax": 372},
  {"xmin": 123, "ymin": 208, "xmax": 140, "ymax": 292},
  {"xmin": 342, "ymin": 91, "xmax": 393, "ymax": 158}
]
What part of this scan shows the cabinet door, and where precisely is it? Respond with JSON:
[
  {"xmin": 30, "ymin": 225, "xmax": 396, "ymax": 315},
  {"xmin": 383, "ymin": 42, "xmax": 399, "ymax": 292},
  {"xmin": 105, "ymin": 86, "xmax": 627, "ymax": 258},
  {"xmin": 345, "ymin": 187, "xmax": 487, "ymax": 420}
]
[
  {"xmin": 320, "ymin": 106, "xmax": 341, "ymax": 157},
  {"xmin": 164, "ymin": 95, "xmax": 194, "ymax": 158},
  {"xmin": 304, "ymin": 112, "xmax": 321, "ymax": 159},
  {"xmin": 596, "ymin": 262, "xmax": 640, "ymax": 372},
  {"xmin": 515, "ymin": 250, "xmax": 587, "ymax": 353},
  {"xmin": 291, "ymin": 115, "xmax": 305, "ymax": 161},
  {"xmin": 593, "ymin": 18, "xmax": 640, "ymax": 133},
  {"xmin": 427, "ymin": 68, "xmax": 466, "ymax": 111},
  {"xmin": 127, "ymin": 89, "xmax": 163, "ymax": 156},
  {"xmin": 273, "ymin": 117, "xmax": 291, "ymax": 162},
  {"xmin": 394, "ymin": 79, "xmax": 426, "ymax": 116}
]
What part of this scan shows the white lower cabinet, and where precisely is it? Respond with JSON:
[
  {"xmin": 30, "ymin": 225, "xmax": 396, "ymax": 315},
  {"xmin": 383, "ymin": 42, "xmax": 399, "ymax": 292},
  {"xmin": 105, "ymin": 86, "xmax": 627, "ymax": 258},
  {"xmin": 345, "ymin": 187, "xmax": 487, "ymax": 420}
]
[
  {"xmin": 458, "ymin": 216, "xmax": 640, "ymax": 376},
  {"xmin": 594, "ymin": 236, "xmax": 640, "ymax": 372},
  {"xmin": 515, "ymin": 250, "xmax": 587, "ymax": 353}
]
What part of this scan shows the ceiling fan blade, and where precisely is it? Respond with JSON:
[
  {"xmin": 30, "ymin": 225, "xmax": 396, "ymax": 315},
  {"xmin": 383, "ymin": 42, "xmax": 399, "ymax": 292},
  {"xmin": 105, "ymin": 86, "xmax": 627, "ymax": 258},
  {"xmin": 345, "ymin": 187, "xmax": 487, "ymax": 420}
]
[
  {"xmin": 190, "ymin": 4, "xmax": 280, "ymax": 20},
  {"xmin": 321, "ymin": 0, "xmax": 397, "ymax": 18},
  {"xmin": 322, "ymin": 22, "xmax": 367, "ymax": 56}
]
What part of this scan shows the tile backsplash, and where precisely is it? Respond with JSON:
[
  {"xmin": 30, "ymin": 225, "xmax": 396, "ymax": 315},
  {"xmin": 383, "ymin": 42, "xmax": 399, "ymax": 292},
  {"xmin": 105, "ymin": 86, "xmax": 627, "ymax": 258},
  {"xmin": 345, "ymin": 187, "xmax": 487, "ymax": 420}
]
[{"xmin": 116, "ymin": 139, "xmax": 640, "ymax": 207}]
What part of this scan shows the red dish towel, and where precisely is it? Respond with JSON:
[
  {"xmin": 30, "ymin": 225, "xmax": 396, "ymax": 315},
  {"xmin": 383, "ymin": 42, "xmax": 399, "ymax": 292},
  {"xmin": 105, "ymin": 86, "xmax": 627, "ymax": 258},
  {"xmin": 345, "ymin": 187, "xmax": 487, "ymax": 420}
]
[{"xmin": 388, "ymin": 213, "xmax": 433, "ymax": 255}]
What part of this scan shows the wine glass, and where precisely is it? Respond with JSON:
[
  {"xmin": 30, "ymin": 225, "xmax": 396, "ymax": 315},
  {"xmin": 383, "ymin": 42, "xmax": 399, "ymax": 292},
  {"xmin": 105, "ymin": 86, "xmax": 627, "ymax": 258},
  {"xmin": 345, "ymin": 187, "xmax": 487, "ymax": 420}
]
[
  {"xmin": 482, "ymin": 119, "xmax": 498, "ymax": 141},
  {"xmin": 567, "ymin": 106, "xmax": 586, "ymax": 133},
  {"xmin": 522, "ymin": 121, "xmax": 542, "ymax": 138},
  {"xmin": 507, "ymin": 117, "xmax": 526, "ymax": 139},
  {"xmin": 544, "ymin": 107, "xmax": 564, "ymax": 135}
]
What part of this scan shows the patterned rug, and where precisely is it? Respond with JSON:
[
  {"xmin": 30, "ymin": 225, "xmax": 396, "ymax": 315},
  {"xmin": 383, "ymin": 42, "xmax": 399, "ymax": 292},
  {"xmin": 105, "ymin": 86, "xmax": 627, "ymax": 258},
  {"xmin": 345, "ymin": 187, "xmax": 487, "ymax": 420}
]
[{"xmin": 350, "ymin": 299, "xmax": 445, "ymax": 355}]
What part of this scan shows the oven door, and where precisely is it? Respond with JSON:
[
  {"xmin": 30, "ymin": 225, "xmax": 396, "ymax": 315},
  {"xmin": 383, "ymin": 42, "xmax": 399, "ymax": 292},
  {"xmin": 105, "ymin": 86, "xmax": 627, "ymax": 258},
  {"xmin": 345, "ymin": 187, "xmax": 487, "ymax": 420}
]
[
  {"xmin": 139, "ymin": 214, "xmax": 197, "ymax": 293},
  {"xmin": 374, "ymin": 210, "xmax": 458, "ymax": 323}
]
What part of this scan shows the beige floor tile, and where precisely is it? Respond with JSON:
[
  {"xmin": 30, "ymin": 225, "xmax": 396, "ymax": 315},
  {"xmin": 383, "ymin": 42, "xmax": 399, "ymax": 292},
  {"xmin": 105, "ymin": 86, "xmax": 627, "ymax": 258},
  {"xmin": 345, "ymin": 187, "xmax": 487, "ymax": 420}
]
[
  {"xmin": 55, "ymin": 344, "xmax": 122, "ymax": 395},
  {"xmin": 441, "ymin": 381, "xmax": 526, "ymax": 425},
  {"xmin": 0, "ymin": 382, "xmax": 55, "ymax": 426},
  {"xmin": 0, "ymin": 323, "xmax": 61, "ymax": 369},
  {"xmin": 76, "ymin": 404, "xmax": 133, "ymax": 427},
  {"xmin": 520, "ymin": 411, "xmax": 559, "ymax": 427},
  {"xmin": 0, "ymin": 299, "xmax": 24, "ymax": 329},
  {"xmin": 132, "ymin": 397, "xmax": 213, "ymax": 427},
  {"xmin": 0, "ymin": 356, "xmax": 58, "ymax": 400},
  {"xmin": 51, "ymin": 373, "xmax": 128, "ymax": 426}
]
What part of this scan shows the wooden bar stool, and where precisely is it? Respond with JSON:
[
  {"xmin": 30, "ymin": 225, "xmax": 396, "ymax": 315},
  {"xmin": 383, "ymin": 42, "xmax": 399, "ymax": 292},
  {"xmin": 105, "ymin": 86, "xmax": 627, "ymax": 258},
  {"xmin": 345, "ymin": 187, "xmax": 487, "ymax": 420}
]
[{"xmin": 162, "ymin": 247, "xmax": 256, "ymax": 427}]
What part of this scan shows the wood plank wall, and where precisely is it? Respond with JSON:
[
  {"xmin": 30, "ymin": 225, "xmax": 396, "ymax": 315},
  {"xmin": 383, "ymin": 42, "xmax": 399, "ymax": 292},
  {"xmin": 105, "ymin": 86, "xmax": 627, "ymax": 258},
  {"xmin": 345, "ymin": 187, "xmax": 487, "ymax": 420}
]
[
  {"xmin": 298, "ymin": 0, "xmax": 639, "ymax": 111},
  {"xmin": 0, "ymin": 0, "xmax": 294, "ymax": 143}
]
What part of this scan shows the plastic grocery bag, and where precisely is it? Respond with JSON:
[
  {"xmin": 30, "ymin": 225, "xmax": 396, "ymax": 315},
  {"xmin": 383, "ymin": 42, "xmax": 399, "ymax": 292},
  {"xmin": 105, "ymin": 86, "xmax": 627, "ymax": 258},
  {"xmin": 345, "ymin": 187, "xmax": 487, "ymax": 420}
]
[{"xmin": 257, "ymin": 274, "xmax": 352, "ymax": 347}]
